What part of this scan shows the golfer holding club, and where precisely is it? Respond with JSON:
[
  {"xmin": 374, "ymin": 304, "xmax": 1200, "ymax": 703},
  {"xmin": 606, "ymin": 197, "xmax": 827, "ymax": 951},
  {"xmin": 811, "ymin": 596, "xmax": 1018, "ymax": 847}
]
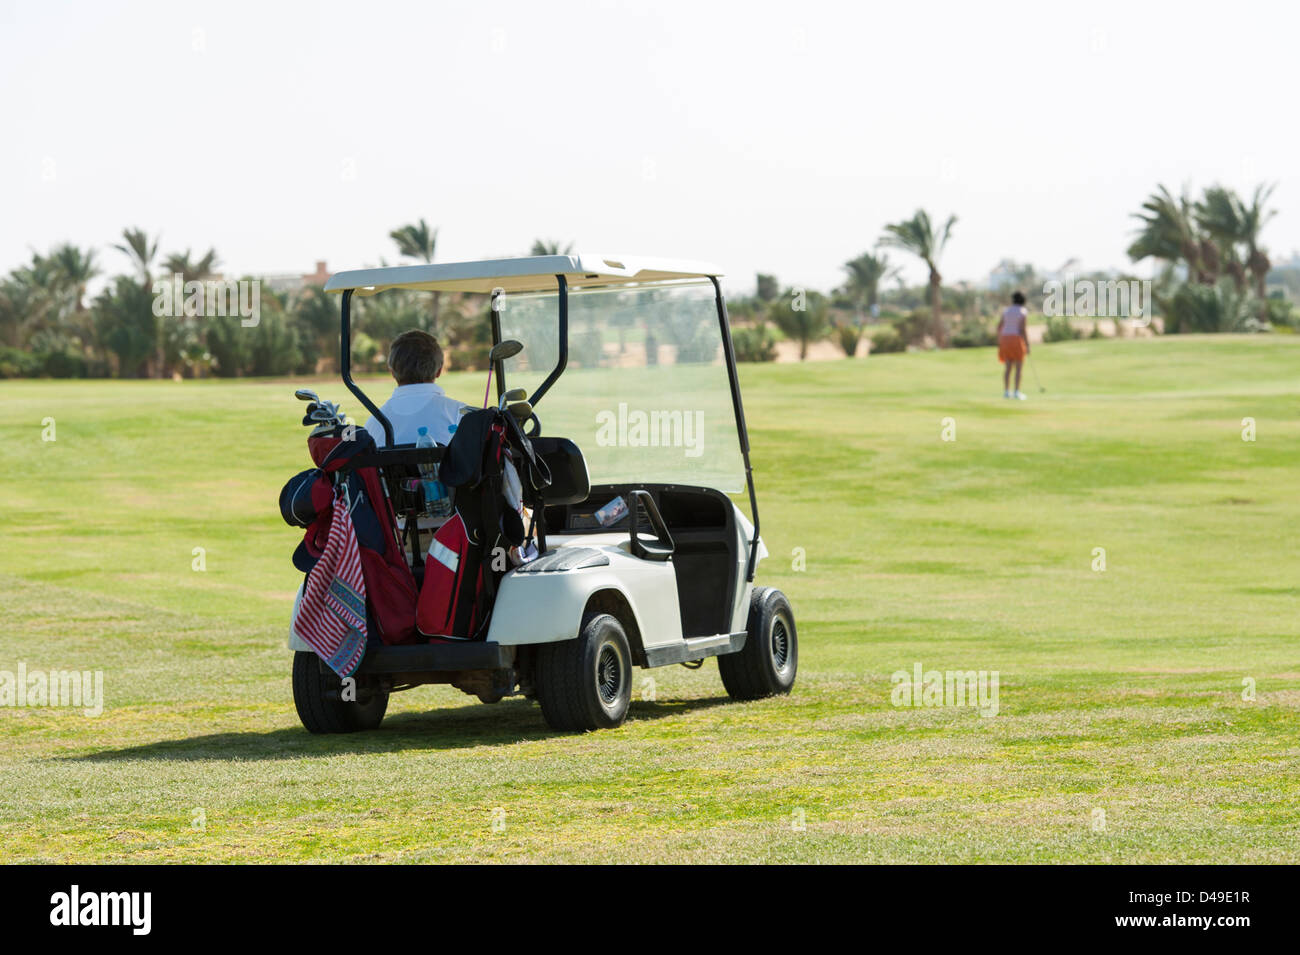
[{"xmin": 997, "ymin": 291, "xmax": 1031, "ymax": 400}]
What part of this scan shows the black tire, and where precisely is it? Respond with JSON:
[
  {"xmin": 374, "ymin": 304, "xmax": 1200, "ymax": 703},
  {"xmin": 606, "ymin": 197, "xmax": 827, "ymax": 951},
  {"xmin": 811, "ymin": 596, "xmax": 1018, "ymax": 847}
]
[
  {"xmin": 535, "ymin": 613, "xmax": 633, "ymax": 731},
  {"xmin": 292, "ymin": 651, "xmax": 389, "ymax": 733},
  {"xmin": 718, "ymin": 587, "xmax": 797, "ymax": 701}
]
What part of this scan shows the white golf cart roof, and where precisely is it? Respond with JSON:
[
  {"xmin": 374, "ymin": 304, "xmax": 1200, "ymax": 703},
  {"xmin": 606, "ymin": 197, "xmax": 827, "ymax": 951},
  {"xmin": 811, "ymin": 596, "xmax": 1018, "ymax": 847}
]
[{"xmin": 324, "ymin": 254, "xmax": 723, "ymax": 296}]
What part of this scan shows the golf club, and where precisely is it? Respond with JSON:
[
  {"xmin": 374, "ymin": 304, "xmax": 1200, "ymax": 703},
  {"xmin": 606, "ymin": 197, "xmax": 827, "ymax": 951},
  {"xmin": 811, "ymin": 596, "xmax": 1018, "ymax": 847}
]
[
  {"xmin": 482, "ymin": 339, "xmax": 524, "ymax": 407},
  {"xmin": 294, "ymin": 389, "xmax": 319, "ymax": 402},
  {"xmin": 1028, "ymin": 353, "xmax": 1045, "ymax": 393}
]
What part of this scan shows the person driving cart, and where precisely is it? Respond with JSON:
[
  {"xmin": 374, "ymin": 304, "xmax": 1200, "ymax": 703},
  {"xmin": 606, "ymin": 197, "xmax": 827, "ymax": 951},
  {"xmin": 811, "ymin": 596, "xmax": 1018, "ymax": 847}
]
[{"xmin": 363, "ymin": 330, "xmax": 468, "ymax": 447}]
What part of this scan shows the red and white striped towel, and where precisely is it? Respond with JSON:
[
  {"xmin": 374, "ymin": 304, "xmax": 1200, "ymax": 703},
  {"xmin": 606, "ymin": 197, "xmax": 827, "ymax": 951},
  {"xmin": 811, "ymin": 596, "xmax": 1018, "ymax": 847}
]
[{"xmin": 292, "ymin": 483, "xmax": 368, "ymax": 678}]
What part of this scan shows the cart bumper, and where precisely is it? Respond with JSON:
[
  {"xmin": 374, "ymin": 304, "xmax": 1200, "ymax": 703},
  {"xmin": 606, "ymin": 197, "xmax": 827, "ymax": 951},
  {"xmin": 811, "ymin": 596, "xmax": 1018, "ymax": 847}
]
[{"xmin": 356, "ymin": 642, "xmax": 515, "ymax": 675}]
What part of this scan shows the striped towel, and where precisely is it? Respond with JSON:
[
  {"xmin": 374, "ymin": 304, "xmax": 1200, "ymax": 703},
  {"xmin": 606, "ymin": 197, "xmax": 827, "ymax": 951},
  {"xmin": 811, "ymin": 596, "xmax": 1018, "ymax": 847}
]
[{"xmin": 292, "ymin": 483, "xmax": 368, "ymax": 678}]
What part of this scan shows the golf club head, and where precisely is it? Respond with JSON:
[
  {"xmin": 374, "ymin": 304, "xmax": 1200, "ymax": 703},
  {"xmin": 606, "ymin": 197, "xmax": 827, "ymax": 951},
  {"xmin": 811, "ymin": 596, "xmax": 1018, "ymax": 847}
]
[
  {"xmin": 507, "ymin": 400, "xmax": 533, "ymax": 420},
  {"xmin": 499, "ymin": 387, "xmax": 527, "ymax": 409},
  {"xmin": 294, "ymin": 389, "xmax": 319, "ymax": 403},
  {"xmin": 489, "ymin": 339, "xmax": 524, "ymax": 363}
]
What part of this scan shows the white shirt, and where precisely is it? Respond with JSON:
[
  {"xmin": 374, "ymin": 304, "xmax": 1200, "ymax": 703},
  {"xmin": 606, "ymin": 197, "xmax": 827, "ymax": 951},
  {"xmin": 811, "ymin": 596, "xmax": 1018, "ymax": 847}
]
[{"xmin": 363, "ymin": 382, "xmax": 468, "ymax": 447}]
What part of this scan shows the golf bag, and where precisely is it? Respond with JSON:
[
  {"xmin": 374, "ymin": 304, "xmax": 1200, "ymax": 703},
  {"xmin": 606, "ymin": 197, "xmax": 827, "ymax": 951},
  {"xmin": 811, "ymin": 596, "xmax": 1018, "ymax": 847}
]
[
  {"xmin": 280, "ymin": 426, "xmax": 420, "ymax": 646},
  {"xmin": 416, "ymin": 408, "xmax": 550, "ymax": 640}
]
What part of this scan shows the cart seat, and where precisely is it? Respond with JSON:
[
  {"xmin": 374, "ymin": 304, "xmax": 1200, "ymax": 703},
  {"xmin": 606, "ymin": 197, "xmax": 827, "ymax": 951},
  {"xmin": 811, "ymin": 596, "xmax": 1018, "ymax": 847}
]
[{"xmin": 529, "ymin": 436, "xmax": 589, "ymax": 506}]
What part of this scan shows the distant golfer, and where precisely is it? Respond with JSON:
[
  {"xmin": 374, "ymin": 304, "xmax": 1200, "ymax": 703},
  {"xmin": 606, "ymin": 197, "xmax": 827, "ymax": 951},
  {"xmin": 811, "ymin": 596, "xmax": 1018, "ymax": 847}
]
[{"xmin": 997, "ymin": 291, "xmax": 1030, "ymax": 400}]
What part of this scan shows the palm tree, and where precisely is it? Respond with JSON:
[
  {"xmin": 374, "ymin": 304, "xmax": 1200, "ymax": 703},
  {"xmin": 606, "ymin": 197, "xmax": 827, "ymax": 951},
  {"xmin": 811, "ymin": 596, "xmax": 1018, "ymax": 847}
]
[
  {"xmin": 1194, "ymin": 187, "xmax": 1247, "ymax": 292},
  {"xmin": 878, "ymin": 210, "xmax": 956, "ymax": 346},
  {"xmin": 113, "ymin": 227, "xmax": 160, "ymax": 288},
  {"xmin": 0, "ymin": 272, "xmax": 48, "ymax": 348},
  {"xmin": 1239, "ymin": 183, "xmax": 1277, "ymax": 303},
  {"xmin": 769, "ymin": 289, "xmax": 830, "ymax": 360},
  {"xmin": 155, "ymin": 249, "xmax": 219, "ymax": 378},
  {"xmin": 1128, "ymin": 185, "xmax": 1208, "ymax": 283},
  {"xmin": 530, "ymin": 239, "xmax": 574, "ymax": 256},
  {"xmin": 43, "ymin": 244, "xmax": 101, "ymax": 361},
  {"xmin": 842, "ymin": 252, "xmax": 898, "ymax": 321},
  {"xmin": 47, "ymin": 243, "xmax": 99, "ymax": 313},
  {"xmin": 160, "ymin": 248, "xmax": 219, "ymax": 284},
  {"xmin": 390, "ymin": 219, "xmax": 440, "ymax": 333}
]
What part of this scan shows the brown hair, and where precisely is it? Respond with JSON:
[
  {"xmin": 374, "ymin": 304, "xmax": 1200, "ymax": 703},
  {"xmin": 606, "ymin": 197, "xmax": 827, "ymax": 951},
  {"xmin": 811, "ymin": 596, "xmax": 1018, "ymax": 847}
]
[{"xmin": 387, "ymin": 330, "xmax": 443, "ymax": 385}]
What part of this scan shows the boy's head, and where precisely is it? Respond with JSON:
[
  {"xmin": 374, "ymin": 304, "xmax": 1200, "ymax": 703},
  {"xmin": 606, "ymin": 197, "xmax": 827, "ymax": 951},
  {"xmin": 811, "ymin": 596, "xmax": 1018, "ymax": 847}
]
[
  {"xmin": 1012, "ymin": 291, "xmax": 1026, "ymax": 306},
  {"xmin": 387, "ymin": 330, "xmax": 443, "ymax": 385}
]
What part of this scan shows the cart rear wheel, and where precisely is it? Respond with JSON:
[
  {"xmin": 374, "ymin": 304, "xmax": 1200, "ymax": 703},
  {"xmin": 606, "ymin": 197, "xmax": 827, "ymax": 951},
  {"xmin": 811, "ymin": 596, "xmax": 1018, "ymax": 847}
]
[
  {"xmin": 292, "ymin": 651, "xmax": 389, "ymax": 733},
  {"xmin": 719, "ymin": 587, "xmax": 798, "ymax": 701},
  {"xmin": 536, "ymin": 613, "xmax": 632, "ymax": 731}
]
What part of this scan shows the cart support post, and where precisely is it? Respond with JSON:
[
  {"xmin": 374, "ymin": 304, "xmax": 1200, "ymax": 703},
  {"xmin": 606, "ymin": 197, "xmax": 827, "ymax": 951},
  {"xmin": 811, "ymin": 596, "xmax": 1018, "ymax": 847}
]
[
  {"xmin": 710, "ymin": 276, "xmax": 760, "ymax": 582},
  {"xmin": 528, "ymin": 274, "xmax": 568, "ymax": 406},
  {"xmin": 340, "ymin": 288, "xmax": 393, "ymax": 446}
]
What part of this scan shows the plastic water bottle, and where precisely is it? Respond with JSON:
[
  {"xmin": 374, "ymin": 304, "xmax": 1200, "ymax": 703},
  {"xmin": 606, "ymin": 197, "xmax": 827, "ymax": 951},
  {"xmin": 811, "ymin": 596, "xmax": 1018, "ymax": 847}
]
[{"xmin": 415, "ymin": 427, "xmax": 451, "ymax": 518}]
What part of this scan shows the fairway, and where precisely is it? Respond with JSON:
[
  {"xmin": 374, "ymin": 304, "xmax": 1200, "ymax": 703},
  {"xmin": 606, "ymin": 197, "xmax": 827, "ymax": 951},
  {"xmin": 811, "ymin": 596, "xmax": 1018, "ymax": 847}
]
[{"xmin": 2, "ymin": 335, "xmax": 1297, "ymax": 863}]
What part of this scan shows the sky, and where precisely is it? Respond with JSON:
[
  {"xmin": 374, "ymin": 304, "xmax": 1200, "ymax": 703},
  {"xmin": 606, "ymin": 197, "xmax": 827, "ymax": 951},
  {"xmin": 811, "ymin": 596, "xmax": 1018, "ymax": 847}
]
[{"xmin": 4, "ymin": 0, "xmax": 1299, "ymax": 297}]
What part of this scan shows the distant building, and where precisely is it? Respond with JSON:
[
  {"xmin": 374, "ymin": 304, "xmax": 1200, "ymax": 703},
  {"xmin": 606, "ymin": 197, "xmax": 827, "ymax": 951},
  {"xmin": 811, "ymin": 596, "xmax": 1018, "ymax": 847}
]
[
  {"xmin": 259, "ymin": 260, "xmax": 331, "ymax": 295},
  {"xmin": 986, "ymin": 259, "xmax": 1020, "ymax": 291}
]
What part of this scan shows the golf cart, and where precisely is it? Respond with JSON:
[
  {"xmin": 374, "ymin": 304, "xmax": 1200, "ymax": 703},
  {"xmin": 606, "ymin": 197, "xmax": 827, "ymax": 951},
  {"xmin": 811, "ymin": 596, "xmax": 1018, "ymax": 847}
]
[{"xmin": 284, "ymin": 254, "xmax": 796, "ymax": 732}]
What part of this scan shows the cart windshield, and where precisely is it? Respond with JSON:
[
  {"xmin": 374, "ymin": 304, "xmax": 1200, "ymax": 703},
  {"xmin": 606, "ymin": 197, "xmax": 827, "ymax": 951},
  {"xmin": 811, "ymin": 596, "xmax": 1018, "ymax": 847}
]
[{"xmin": 498, "ymin": 280, "xmax": 746, "ymax": 493}]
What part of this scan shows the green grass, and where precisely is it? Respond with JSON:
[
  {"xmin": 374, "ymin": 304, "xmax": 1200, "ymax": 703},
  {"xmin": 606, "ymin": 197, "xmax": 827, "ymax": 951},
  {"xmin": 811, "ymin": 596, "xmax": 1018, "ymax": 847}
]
[{"xmin": 1, "ymin": 335, "xmax": 1298, "ymax": 862}]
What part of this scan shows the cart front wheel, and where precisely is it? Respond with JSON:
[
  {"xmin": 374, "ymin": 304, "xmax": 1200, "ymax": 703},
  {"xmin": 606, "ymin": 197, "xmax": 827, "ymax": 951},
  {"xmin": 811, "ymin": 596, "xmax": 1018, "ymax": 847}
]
[
  {"xmin": 536, "ymin": 613, "xmax": 632, "ymax": 731},
  {"xmin": 719, "ymin": 587, "xmax": 798, "ymax": 701}
]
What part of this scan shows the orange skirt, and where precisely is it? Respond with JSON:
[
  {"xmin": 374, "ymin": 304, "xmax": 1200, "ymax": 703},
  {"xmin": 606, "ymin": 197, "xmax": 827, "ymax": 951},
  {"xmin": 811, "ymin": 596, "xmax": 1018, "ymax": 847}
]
[{"xmin": 998, "ymin": 335, "xmax": 1027, "ymax": 363}]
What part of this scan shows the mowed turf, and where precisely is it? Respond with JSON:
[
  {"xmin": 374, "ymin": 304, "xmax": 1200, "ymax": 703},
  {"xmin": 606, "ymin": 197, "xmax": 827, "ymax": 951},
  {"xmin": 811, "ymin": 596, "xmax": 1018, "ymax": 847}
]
[{"xmin": 1, "ymin": 335, "xmax": 1297, "ymax": 863}]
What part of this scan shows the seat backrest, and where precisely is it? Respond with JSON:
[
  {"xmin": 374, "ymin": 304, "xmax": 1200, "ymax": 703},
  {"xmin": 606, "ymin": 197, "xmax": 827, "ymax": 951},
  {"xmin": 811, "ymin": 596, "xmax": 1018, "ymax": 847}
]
[{"xmin": 529, "ymin": 436, "xmax": 590, "ymax": 506}]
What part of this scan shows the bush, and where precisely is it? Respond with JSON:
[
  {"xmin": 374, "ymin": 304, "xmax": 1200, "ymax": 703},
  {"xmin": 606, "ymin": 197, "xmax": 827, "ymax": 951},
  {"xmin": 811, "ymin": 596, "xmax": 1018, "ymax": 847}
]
[
  {"xmin": 0, "ymin": 346, "xmax": 42, "ymax": 378},
  {"xmin": 447, "ymin": 342, "xmax": 490, "ymax": 371},
  {"xmin": 41, "ymin": 347, "xmax": 88, "ymax": 378},
  {"xmin": 1265, "ymin": 297, "xmax": 1295, "ymax": 328},
  {"xmin": 835, "ymin": 323, "xmax": 862, "ymax": 357},
  {"xmin": 731, "ymin": 325, "xmax": 776, "ymax": 362},
  {"xmin": 568, "ymin": 327, "xmax": 605, "ymax": 368},
  {"xmin": 950, "ymin": 317, "xmax": 997, "ymax": 348},
  {"xmin": 891, "ymin": 310, "xmax": 931, "ymax": 348},
  {"xmin": 869, "ymin": 326, "xmax": 905, "ymax": 354},
  {"xmin": 1164, "ymin": 282, "xmax": 1253, "ymax": 334},
  {"xmin": 1043, "ymin": 314, "xmax": 1083, "ymax": 342}
]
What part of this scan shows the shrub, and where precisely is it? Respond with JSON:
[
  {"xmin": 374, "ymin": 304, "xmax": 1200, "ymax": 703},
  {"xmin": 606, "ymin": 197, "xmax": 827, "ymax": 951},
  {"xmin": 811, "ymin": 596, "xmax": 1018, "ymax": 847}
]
[
  {"xmin": 1164, "ymin": 282, "xmax": 1253, "ymax": 334},
  {"xmin": 1043, "ymin": 314, "xmax": 1083, "ymax": 342},
  {"xmin": 731, "ymin": 325, "xmax": 776, "ymax": 362},
  {"xmin": 568, "ymin": 327, "xmax": 605, "ymax": 368},
  {"xmin": 41, "ymin": 347, "xmax": 87, "ymax": 378},
  {"xmin": 950, "ymin": 317, "xmax": 997, "ymax": 348},
  {"xmin": 835, "ymin": 323, "xmax": 862, "ymax": 357},
  {"xmin": 1265, "ymin": 297, "xmax": 1295, "ymax": 328},
  {"xmin": 891, "ymin": 309, "xmax": 931, "ymax": 348},
  {"xmin": 0, "ymin": 346, "xmax": 42, "ymax": 378},
  {"xmin": 869, "ymin": 326, "xmax": 905, "ymax": 353},
  {"xmin": 447, "ymin": 342, "xmax": 490, "ymax": 371}
]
